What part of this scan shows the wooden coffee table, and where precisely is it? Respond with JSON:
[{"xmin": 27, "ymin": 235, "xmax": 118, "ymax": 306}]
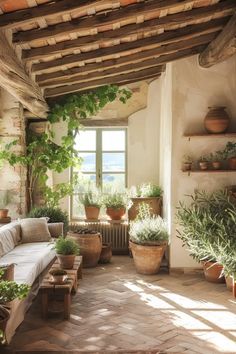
[{"xmin": 39, "ymin": 256, "xmax": 82, "ymax": 320}]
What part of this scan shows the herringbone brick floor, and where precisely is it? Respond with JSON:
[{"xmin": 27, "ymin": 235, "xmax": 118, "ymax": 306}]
[{"xmin": 5, "ymin": 256, "xmax": 236, "ymax": 353}]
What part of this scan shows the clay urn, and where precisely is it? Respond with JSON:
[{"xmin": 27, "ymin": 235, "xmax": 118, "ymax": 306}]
[{"xmin": 204, "ymin": 106, "xmax": 230, "ymax": 134}]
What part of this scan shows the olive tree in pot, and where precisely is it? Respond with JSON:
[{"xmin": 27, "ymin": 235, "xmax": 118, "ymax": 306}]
[
  {"xmin": 0, "ymin": 269, "xmax": 30, "ymax": 344},
  {"xmin": 54, "ymin": 236, "xmax": 80, "ymax": 269},
  {"xmin": 129, "ymin": 204, "xmax": 169, "ymax": 275},
  {"xmin": 79, "ymin": 190, "xmax": 101, "ymax": 220},
  {"xmin": 176, "ymin": 190, "xmax": 236, "ymax": 283},
  {"xmin": 103, "ymin": 193, "xmax": 127, "ymax": 220},
  {"xmin": 128, "ymin": 183, "xmax": 163, "ymax": 221}
]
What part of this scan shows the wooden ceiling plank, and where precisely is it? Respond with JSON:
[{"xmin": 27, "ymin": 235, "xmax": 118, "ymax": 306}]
[
  {"xmin": 0, "ymin": 0, "xmax": 117, "ymax": 29},
  {"xmin": 45, "ymin": 67, "xmax": 163, "ymax": 97},
  {"xmin": 199, "ymin": 13, "xmax": 236, "ymax": 67},
  {"xmin": 22, "ymin": 0, "xmax": 236, "ymax": 61},
  {"xmin": 0, "ymin": 30, "xmax": 47, "ymax": 117},
  {"xmin": 82, "ymin": 118, "xmax": 129, "ymax": 127},
  {"xmin": 13, "ymin": 0, "xmax": 208, "ymax": 44},
  {"xmin": 32, "ymin": 19, "xmax": 223, "ymax": 74}
]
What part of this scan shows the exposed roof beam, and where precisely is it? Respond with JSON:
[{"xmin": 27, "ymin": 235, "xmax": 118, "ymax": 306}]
[
  {"xmin": 45, "ymin": 66, "xmax": 163, "ymax": 97},
  {"xmin": 199, "ymin": 13, "xmax": 236, "ymax": 68},
  {"xmin": 82, "ymin": 118, "xmax": 129, "ymax": 127},
  {"xmin": 0, "ymin": 31, "xmax": 47, "ymax": 117},
  {"xmin": 22, "ymin": 0, "xmax": 235, "ymax": 61},
  {"xmin": 0, "ymin": 0, "xmax": 119, "ymax": 29},
  {"xmin": 13, "ymin": 0, "xmax": 201, "ymax": 44},
  {"xmin": 32, "ymin": 20, "xmax": 223, "ymax": 74}
]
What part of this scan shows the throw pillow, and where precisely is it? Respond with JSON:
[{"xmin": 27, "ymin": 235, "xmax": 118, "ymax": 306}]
[{"xmin": 21, "ymin": 218, "xmax": 51, "ymax": 243}]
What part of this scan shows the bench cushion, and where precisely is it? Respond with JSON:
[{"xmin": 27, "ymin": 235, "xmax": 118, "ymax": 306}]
[{"xmin": 0, "ymin": 222, "xmax": 21, "ymax": 257}]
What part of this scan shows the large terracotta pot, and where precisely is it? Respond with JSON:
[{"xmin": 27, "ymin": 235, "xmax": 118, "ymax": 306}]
[
  {"xmin": 129, "ymin": 240, "xmax": 166, "ymax": 275},
  {"xmin": 0, "ymin": 209, "xmax": 8, "ymax": 218},
  {"xmin": 106, "ymin": 207, "xmax": 126, "ymax": 221},
  {"xmin": 56, "ymin": 254, "xmax": 76, "ymax": 269},
  {"xmin": 69, "ymin": 232, "xmax": 102, "ymax": 268},
  {"xmin": 204, "ymin": 106, "xmax": 230, "ymax": 134},
  {"xmin": 0, "ymin": 306, "xmax": 10, "ymax": 340},
  {"xmin": 99, "ymin": 243, "xmax": 112, "ymax": 264},
  {"xmin": 84, "ymin": 206, "xmax": 100, "ymax": 220},
  {"xmin": 228, "ymin": 157, "xmax": 236, "ymax": 170},
  {"xmin": 202, "ymin": 261, "xmax": 225, "ymax": 283},
  {"xmin": 128, "ymin": 197, "xmax": 162, "ymax": 221},
  {"xmin": 225, "ymin": 275, "xmax": 233, "ymax": 292}
]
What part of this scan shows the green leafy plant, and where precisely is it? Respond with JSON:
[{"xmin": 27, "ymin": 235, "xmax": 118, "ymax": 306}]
[
  {"xmin": 132, "ymin": 183, "xmax": 163, "ymax": 198},
  {"xmin": 223, "ymin": 141, "xmax": 236, "ymax": 159},
  {"xmin": 54, "ymin": 236, "xmax": 79, "ymax": 255},
  {"xmin": 103, "ymin": 193, "xmax": 127, "ymax": 209},
  {"xmin": 198, "ymin": 155, "xmax": 209, "ymax": 162},
  {"xmin": 28, "ymin": 206, "xmax": 69, "ymax": 234},
  {"xmin": 183, "ymin": 155, "xmax": 193, "ymax": 164},
  {"xmin": 43, "ymin": 182, "xmax": 75, "ymax": 209},
  {"xmin": 0, "ymin": 281, "xmax": 30, "ymax": 304},
  {"xmin": 79, "ymin": 190, "xmax": 101, "ymax": 208}
]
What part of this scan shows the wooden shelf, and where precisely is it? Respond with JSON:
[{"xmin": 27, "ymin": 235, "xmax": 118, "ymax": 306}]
[
  {"xmin": 184, "ymin": 132, "xmax": 236, "ymax": 139},
  {"xmin": 182, "ymin": 169, "xmax": 236, "ymax": 174}
]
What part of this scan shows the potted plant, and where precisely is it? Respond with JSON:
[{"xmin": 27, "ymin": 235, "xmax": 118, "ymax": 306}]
[
  {"xmin": 128, "ymin": 183, "xmax": 163, "ymax": 220},
  {"xmin": 54, "ymin": 236, "xmax": 80, "ymax": 269},
  {"xmin": 0, "ymin": 191, "xmax": 10, "ymax": 219},
  {"xmin": 79, "ymin": 190, "xmax": 101, "ymax": 220},
  {"xmin": 49, "ymin": 269, "xmax": 68, "ymax": 284},
  {"xmin": 129, "ymin": 204, "xmax": 169, "ymax": 275},
  {"xmin": 176, "ymin": 190, "xmax": 236, "ymax": 283},
  {"xmin": 208, "ymin": 152, "xmax": 222, "ymax": 170},
  {"xmin": 182, "ymin": 155, "xmax": 193, "ymax": 171},
  {"xmin": 198, "ymin": 156, "xmax": 209, "ymax": 170},
  {"xmin": 224, "ymin": 141, "xmax": 236, "ymax": 170},
  {"xmin": 0, "ymin": 269, "xmax": 30, "ymax": 343},
  {"xmin": 103, "ymin": 193, "xmax": 127, "ymax": 220}
]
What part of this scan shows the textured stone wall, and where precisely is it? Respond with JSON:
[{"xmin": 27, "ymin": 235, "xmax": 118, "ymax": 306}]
[{"xmin": 0, "ymin": 88, "xmax": 27, "ymax": 219}]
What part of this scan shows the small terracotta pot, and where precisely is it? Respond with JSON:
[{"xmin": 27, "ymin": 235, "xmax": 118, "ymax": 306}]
[
  {"xmin": 228, "ymin": 157, "xmax": 236, "ymax": 170},
  {"xmin": 204, "ymin": 106, "xmax": 230, "ymax": 134},
  {"xmin": 183, "ymin": 162, "xmax": 192, "ymax": 171},
  {"xmin": 199, "ymin": 162, "xmax": 208, "ymax": 170},
  {"xmin": 84, "ymin": 206, "xmax": 100, "ymax": 220},
  {"xmin": 225, "ymin": 275, "xmax": 233, "ymax": 291},
  {"xmin": 212, "ymin": 161, "xmax": 221, "ymax": 170},
  {"xmin": 202, "ymin": 261, "xmax": 225, "ymax": 283},
  {"xmin": 0, "ymin": 209, "xmax": 9, "ymax": 218},
  {"xmin": 50, "ymin": 274, "xmax": 67, "ymax": 284},
  {"xmin": 99, "ymin": 243, "xmax": 112, "ymax": 264},
  {"xmin": 106, "ymin": 207, "xmax": 126, "ymax": 220},
  {"xmin": 57, "ymin": 254, "xmax": 76, "ymax": 269}
]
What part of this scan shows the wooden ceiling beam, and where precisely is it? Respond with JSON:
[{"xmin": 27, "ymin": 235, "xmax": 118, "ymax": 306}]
[
  {"xmin": 45, "ymin": 66, "xmax": 163, "ymax": 97},
  {"xmin": 199, "ymin": 13, "xmax": 236, "ymax": 68},
  {"xmin": 0, "ymin": 31, "xmax": 47, "ymax": 118},
  {"xmin": 13, "ymin": 0, "xmax": 204, "ymax": 44},
  {"xmin": 22, "ymin": 0, "xmax": 235, "ymax": 61},
  {"xmin": 0, "ymin": 0, "xmax": 118, "ymax": 29},
  {"xmin": 32, "ymin": 19, "xmax": 224, "ymax": 74}
]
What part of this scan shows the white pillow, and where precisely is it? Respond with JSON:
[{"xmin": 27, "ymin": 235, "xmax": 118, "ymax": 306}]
[
  {"xmin": 20, "ymin": 218, "xmax": 51, "ymax": 243},
  {"xmin": 0, "ymin": 229, "xmax": 17, "ymax": 257}
]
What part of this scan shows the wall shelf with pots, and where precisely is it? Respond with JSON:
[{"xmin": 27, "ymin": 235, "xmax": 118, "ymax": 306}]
[
  {"xmin": 182, "ymin": 169, "xmax": 236, "ymax": 176},
  {"xmin": 184, "ymin": 132, "xmax": 236, "ymax": 141}
]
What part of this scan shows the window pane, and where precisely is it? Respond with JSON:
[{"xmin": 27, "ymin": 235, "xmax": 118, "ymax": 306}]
[
  {"xmin": 80, "ymin": 153, "xmax": 96, "ymax": 172},
  {"xmin": 72, "ymin": 196, "xmax": 85, "ymax": 218},
  {"xmin": 102, "ymin": 174, "xmax": 125, "ymax": 193},
  {"xmin": 73, "ymin": 173, "xmax": 96, "ymax": 193},
  {"xmin": 102, "ymin": 153, "xmax": 125, "ymax": 172},
  {"xmin": 75, "ymin": 130, "xmax": 96, "ymax": 151},
  {"xmin": 102, "ymin": 131, "xmax": 125, "ymax": 151}
]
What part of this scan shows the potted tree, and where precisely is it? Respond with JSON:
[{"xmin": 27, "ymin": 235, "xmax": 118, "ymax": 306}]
[
  {"xmin": 128, "ymin": 183, "xmax": 163, "ymax": 220},
  {"xmin": 129, "ymin": 204, "xmax": 169, "ymax": 275},
  {"xmin": 0, "ymin": 269, "xmax": 30, "ymax": 343},
  {"xmin": 103, "ymin": 193, "xmax": 127, "ymax": 220},
  {"xmin": 79, "ymin": 190, "xmax": 101, "ymax": 220},
  {"xmin": 54, "ymin": 236, "xmax": 80, "ymax": 269}
]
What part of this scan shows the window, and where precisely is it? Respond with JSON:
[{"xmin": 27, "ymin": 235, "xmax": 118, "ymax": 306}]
[{"xmin": 72, "ymin": 128, "xmax": 127, "ymax": 218}]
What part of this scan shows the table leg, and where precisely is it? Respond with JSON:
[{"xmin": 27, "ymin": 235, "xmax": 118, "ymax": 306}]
[
  {"xmin": 78, "ymin": 264, "xmax": 82, "ymax": 279},
  {"xmin": 42, "ymin": 292, "xmax": 48, "ymax": 319},
  {"xmin": 64, "ymin": 293, "xmax": 71, "ymax": 320}
]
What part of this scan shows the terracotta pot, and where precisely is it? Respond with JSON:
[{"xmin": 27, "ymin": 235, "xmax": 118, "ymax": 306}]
[
  {"xmin": 202, "ymin": 261, "xmax": 225, "ymax": 283},
  {"xmin": 204, "ymin": 106, "xmax": 230, "ymax": 134},
  {"xmin": 84, "ymin": 206, "xmax": 100, "ymax": 220},
  {"xmin": 0, "ymin": 306, "xmax": 10, "ymax": 340},
  {"xmin": 50, "ymin": 274, "xmax": 67, "ymax": 284},
  {"xmin": 0, "ymin": 209, "xmax": 8, "ymax": 218},
  {"xmin": 69, "ymin": 232, "xmax": 102, "ymax": 268},
  {"xmin": 106, "ymin": 207, "xmax": 126, "ymax": 220},
  {"xmin": 228, "ymin": 157, "xmax": 236, "ymax": 170},
  {"xmin": 128, "ymin": 197, "xmax": 162, "ymax": 221},
  {"xmin": 56, "ymin": 254, "xmax": 76, "ymax": 269},
  {"xmin": 212, "ymin": 161, "xmax": 221, "ymax": 170},
  {"xmin": 225, "ymin": 275, "xmax": 233, "ymax": 291},
  {"xmin": 199, "ymin": 162, "xmax": 208, "ymax": 170},
  {"xmin": 183, "ymin": 162, "xmax": 192, "ymax": 171},
  {"xmin": 129, "ymin": 240, "xmax": 166, "ymax": 275},
  {"xmin": 99, "ymin": 243, "xmax": 112, "ymax": 264}
]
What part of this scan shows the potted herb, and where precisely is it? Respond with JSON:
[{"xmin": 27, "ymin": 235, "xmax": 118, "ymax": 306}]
[
  {"xmin": 103, "ymin": 193, "xmax": 127, "ymax": 220},
  {"xmin": 79, "ymin": 190, "xmax": 101, "ymax": 220},
  {"xmin": 128, "ymin": 183, "xmax": 163, "ymax": 220},
  {"xmin": 0, "ymin": 191, "xmax": 10, "ymax": 219},
  {"xmin": 54, "ymin": 236, "xmax": 80, "ymax": 269},
  {"xmin": 182, "ymin": 155, "xmax": 193, "ymax": 171},
  {"xmin": 198, "ymin": 156, "xmax": 209, "ymax": 170},
  {"xmin": 49, "ymin": 269, "xmax": 68, "ymax": 284},
  {"xmin": 129, "ymin": 204, "xmax": 169, "ymax": 275},
  {"xmin": 224, "ymin": 141, "xmax": 236, "ymax": 170},
  {"xmin": 0, "ymin": 269, "xmax": 30, "ymax": 343},
  {"xmin": 208, "ymin": 152, "xmax": 222, "ymax": 170}
]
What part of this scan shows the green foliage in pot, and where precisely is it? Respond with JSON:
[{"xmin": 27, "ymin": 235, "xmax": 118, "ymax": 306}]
[
  {"xmin": 131, "ymin": 183, "xmax": 163, "ymax": 198},
  {"xmin": 0, "ymin": 191, "xmax": 11, "ymax": 209},
  {"xmin": 130, "ymin": 204, "xmax": 168, "ymax": 245},
  {"xmin": 224, "ymin": 141, "xmax": 236, "ymax": 159},
  {"xmin": 54, "ymin": 236, "xmax": 80, "ymax": 255},
  {"xmin": 176, "ymin": 190, "xmax": 236, "ymax": 263},
  {"xmin": 0, "ymin": 269, "xmax": 30, "ymax": 304},
  {"xmin": 103, "ymin": 193, "xmax": 127, "ymax": 209},
  {"xmin": 28, "ymin": 206, "xmax": 69, "ymax": 233},
  {"xmin": 79, "ymin": 190, "xmax": 101, "ymax": 208}
]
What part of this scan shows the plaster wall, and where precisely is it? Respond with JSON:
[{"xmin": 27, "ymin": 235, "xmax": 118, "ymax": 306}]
[{"xmin": 170, "ymin": 55, "xmax": 236, "ymax": 268}]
